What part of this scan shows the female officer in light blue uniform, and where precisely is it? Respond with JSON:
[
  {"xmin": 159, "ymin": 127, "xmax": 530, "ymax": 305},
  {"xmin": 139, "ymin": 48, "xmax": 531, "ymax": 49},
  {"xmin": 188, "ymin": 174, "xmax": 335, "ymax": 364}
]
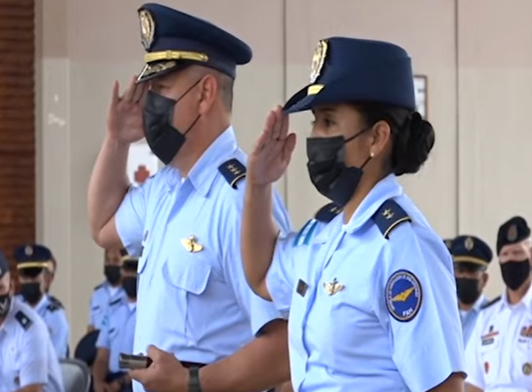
[{"xmin": 241, "ymin": 37, "xmax": 465, "ymax": 392}]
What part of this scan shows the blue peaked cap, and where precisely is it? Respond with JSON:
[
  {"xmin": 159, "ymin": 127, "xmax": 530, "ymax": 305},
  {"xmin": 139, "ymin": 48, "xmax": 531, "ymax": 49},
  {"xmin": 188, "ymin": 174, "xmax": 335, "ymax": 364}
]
[
  {"xmin": 14, "ymin": 243, "xmax": 53, "ymax": 270},
  {"xmin": 283, "ymin": 37, "xmax": 416, "ymax": 114},
  {"xmin": 136, "ymin": 3, "xmax": 252, "ymax": 82},
  {"xmin": 451, "ymin": 235, "xmax": 493, "ymax": 269}
]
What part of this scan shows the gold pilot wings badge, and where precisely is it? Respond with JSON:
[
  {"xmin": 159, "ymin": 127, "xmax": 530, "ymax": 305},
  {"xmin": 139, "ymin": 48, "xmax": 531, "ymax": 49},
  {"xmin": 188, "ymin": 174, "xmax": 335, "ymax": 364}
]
[
  {"xmin": 323, "ymin": 277, "xmax": 344, "ymax": 296},
  {"xmin": 181, "ymin": 236, "xmax": 204, "ymax": 253}
]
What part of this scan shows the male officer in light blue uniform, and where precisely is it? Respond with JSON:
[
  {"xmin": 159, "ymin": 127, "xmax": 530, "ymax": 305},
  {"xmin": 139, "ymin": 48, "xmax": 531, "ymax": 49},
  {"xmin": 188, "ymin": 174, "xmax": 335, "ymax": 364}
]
[
  {"xmin": 88, "ymin": 247, "xmax": 127, "ymax": 332},
  {"xmin": 14, "ymin": 243, "xmax": 70, "ymax": 360},
  {"xmin": 88, "ymin": 3, "xmax": 291, "ymax": 392},
  {"xmin": 241, "ymin": 37, "xmax": 465, "ymax": 392},
  {"xmin": 0, "ymin": 249, "xmax": 65, "ymax": 392},
  {"xmin": 93, "ymin": 256, "xmax": 138, "ymax": 392},
  {"xmin": 450, "ymin": 235, "xmax": 492, "ymax": 346}
]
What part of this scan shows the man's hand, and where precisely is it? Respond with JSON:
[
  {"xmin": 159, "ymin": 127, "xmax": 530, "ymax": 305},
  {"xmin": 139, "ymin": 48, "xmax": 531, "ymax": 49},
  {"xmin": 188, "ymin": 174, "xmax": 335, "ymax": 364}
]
[
  {"xmin": 107, "ymin": 75, "xmax": 147, "ymax": 144},
  {"xmin": 130, "ymin": 345, "xmax": 189, "ymax": 392}
]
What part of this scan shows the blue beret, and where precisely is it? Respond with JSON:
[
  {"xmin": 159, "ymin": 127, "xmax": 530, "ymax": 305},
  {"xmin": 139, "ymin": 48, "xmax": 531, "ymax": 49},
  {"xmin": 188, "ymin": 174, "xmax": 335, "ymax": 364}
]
[
  {"xmin": 283, "ymin": 37, "xmax": 415, "ymax": 114},
  {"xmin": 451, "ymin": 235, "xmax": 492, "ymax": 269},
  {"xmin": 497, "ymin": 216, "xmax": 531, "ymax": 254},
  {"xmin": 0, "ymin": 250, "xmax": 9, "ymax": 279},
  {"xmin": 136, "ymin": 3, "xmax": 252, "ymax": 82},
  {"xmin": 14, "ymin": 244, "xmax": 53, "ymax": 270}
]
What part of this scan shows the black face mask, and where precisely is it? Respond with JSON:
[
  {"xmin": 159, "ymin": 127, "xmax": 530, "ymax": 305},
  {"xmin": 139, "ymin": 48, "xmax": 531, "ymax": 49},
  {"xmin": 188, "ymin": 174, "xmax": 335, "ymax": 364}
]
[
  {"xmin": 306, "ymin": 128, "xmax": 372, "ymax": 207},
  {"xmin": 501, "ymin": 259, "xmax": 531, "ymax": 291},
  {"xmin": 20, "ymin": 282, "xmax": 42, "ymax": 305},
  {"xmin": 456, "ymin": 278, "xmax": 481, "ymax": 305},
  {"xmin": 122, "ymin": 276, "xmax": 137, "ymax": 299},
  {"xmin": 104, "ymin": 265, "xmax": 121, "ymax": 285},
  {"xmin": 0, "ymin": 293, "xmax": 11, "ymax": 317},
  {"xmin": 143, "ymin": 81, "xmax": 201, "ymax": 165}
]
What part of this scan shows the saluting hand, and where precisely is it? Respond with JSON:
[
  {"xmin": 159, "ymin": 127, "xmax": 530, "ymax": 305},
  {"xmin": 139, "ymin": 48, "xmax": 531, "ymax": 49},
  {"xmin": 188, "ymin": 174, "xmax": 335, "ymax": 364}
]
[
  {"xmin": 130, "ymin": 345, "xmax": 188, "ymax": 392},
  {"xmin": 107, "ymin": 75, "xmax": 148, "ymax": 144},
  {"xmin": 247, "ymin": 105, "xmax": 297, "ymax": 186}
]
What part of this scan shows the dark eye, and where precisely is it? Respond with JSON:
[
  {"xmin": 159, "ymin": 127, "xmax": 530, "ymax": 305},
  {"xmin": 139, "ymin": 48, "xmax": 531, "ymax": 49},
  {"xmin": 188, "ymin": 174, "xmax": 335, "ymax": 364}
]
[{"xmin": 323, "ymin": 118, "xmax": 334, "ymax": 127}]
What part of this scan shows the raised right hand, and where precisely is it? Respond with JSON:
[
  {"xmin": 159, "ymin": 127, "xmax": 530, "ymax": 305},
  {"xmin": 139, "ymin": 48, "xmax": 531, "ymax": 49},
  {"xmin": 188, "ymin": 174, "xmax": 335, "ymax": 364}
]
[
  {"xmin": 107, "ymin": 75, "xmax": 148, "ymax": 144},
  {"xmin": 247, "ymin": 105, "xmax": 297, "ymax": 186}
]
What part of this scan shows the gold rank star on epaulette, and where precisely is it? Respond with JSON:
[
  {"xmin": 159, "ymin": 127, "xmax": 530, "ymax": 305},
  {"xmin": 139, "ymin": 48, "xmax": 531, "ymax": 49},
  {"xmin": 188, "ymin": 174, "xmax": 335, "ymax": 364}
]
[{"xmin": 372, "ymin": 199, "xmax": 411, "ymax": 239}]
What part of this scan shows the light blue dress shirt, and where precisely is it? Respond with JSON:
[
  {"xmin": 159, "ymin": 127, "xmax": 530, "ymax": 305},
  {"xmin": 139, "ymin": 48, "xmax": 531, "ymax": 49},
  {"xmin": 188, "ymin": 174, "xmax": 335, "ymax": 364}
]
[
  {"xmin": 18, "ymin": 293, "xmax": 70, "ymax": 359},
  {"xmin": 89, "ymin": 281, "xmax": 126, "ymax": 330},
  {"xmin": 116, "ymin": 127, "xmax": 291, "ymax": 392},
  {"xmin": 459, "ymin": 295, "xmax": 488, "ymax": 347},
  {"xmin": 266, "ymin": 174, "xmax": 465, "ymax": 392},
  {"xmin": 96, "ymin": 298, "xmax": 137, "ymax": 373},
  {"xmin": 0, "ymin": 297, "xmax": 65, "ymax": 392}
]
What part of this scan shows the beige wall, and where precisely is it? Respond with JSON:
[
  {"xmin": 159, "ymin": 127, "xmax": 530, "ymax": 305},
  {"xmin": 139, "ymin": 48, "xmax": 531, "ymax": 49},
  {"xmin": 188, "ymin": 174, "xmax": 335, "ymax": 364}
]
[{"xmin": 35, "ymin": 0, "xmax": 532, "ymax": 346}]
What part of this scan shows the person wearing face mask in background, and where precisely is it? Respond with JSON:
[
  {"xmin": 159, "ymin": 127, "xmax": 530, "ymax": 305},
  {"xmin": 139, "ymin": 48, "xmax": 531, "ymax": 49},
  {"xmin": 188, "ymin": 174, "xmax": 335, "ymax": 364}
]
[
  {"xmin": 92, "ymin": 254, "xmax": 139, "ymax": 392},
  {"xmin": 87, "ymin": 4, "xmax": 291, "ymax": 392},
  {"xmin": 76, "ymin": 248, "xmax": 128, "ymax": 370},
  {"xmin": 88, "ymin": 247, "xmax": 127, "ymax": 333},
  {"xmin": 464, "ymin": 216, "xmax": 532, "ymax": 392},
  {"xmin": 43, "ymin": 254, "xmax": 65, "ymax": 310},
  {"xmin": 0, "ymin": 250, "xmax": 66, "ymax": 392},
  {"xmin": 14, "ymin": 244, "xmax": 70, "ymax": 360},
  {"xmin": 449, "ymin": 235, "xmax": 492, "ymax": 346}
]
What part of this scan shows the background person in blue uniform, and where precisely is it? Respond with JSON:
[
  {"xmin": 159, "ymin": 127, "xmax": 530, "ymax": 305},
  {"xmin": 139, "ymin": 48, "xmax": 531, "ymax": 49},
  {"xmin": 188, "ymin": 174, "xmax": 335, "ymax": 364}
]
[
  {"xmin": 88, "ymin": 4, "xmax": 291, "ymax": 392},
  {"xmin": 14, "ymin": 243, "xmax": 70, "ymax": 360},
  {"xmin": 449, "ymin": 235, "xmax": 492, "ymax": 346},
  {"xmin": 93, "ymin": 256, "xmax": 138, "ymax": 392},
  {"xmin": 88, "ymin": 247, "xmax": 127, "ymax": 332},
  {"xmin": 43, "ymin": 253, "xmax": 64, "ymax": 310},
  {"xmin": 0, "ymin": 250, "xmax": 65, "ymax": 392},
  {"xmin": 241, "ymin": 37, "xmax": 466, "ymax": 392}
]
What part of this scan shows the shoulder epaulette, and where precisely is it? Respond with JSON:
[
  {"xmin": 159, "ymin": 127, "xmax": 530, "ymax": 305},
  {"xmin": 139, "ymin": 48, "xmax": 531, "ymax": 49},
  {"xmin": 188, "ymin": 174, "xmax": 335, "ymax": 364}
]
[
  {"xmin": 15, "ymin": 310, "xmax": 32, "ymax": 330},
  {"xmin": 481, "ymin": 295, "xmax": 501, "ymax": 310},
  {"xmin": 93, "ymin": 283, "xmax": 104, "ymax": 291},
  {"xmin": 109, "ymin": 298, "xmax": 122, "ymax": 307},
  {"xmin": 371, "ymin": 199, "xmax": 411, "ymax": 239},
  {"xmin": 218, "ymin": 159, "xmax": 246, "ymax": 189},
  {"xmin": 46, "ymin": 303, "xmax": 60, "ymax": 312},
  {"xmin": 314, "ymin": 202, "xmax": 343, "ymax": 223},
  {"xmin": 49, "ymin": 295, "xmax": 64, "ymax": 309}
]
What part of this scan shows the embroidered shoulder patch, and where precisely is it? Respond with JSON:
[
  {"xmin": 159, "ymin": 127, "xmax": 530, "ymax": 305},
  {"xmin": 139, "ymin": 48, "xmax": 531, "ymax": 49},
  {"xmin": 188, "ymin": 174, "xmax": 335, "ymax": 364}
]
[{"xmin": 385, "ymin": 269, "xmax": 422, "ymax": 322}]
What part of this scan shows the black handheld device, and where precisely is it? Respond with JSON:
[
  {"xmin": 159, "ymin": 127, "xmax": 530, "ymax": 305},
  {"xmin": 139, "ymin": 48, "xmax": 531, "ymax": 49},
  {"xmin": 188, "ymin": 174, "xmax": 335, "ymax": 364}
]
[{"xmin": 118, "ymin": 353, "xmax": 153, "ymax": 370}]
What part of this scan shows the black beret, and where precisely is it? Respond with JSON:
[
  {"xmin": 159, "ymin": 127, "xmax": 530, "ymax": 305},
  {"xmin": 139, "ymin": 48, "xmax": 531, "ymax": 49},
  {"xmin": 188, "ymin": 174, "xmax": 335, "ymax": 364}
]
[{"xmin": 497, "ymin": 216, "xmax": 531, "ymax": 254}]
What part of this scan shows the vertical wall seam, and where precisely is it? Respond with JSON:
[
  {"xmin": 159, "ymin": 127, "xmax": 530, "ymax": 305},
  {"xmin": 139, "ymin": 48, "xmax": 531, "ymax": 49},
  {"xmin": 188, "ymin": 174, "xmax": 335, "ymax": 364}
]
[
  {"xmin": 281, "ymin": 0, "xmax": 289, "ymax": 205},
  {"xmin": 454, "ymin": 0, "xmax": 460, "ymax": 235}
]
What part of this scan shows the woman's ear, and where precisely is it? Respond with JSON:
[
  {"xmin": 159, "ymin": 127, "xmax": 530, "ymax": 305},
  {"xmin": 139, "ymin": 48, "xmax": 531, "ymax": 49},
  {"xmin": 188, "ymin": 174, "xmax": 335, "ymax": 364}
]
[{"xmin": 369, "ymin": 120, "xmax": 391, "ymax": 157}]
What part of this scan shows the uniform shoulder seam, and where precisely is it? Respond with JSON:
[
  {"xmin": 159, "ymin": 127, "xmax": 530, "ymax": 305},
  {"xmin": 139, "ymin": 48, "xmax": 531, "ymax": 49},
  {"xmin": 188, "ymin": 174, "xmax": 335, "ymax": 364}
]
[{"xmin": 481, "ymin": 295, "xmax": 501, "ymax": 310}]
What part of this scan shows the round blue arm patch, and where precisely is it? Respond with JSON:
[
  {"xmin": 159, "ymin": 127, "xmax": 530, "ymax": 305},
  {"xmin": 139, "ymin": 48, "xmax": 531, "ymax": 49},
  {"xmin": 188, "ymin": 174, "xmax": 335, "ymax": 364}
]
[{"xmin": 385, "ymin": 269, "xmax": 423, "ymax": 322}]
